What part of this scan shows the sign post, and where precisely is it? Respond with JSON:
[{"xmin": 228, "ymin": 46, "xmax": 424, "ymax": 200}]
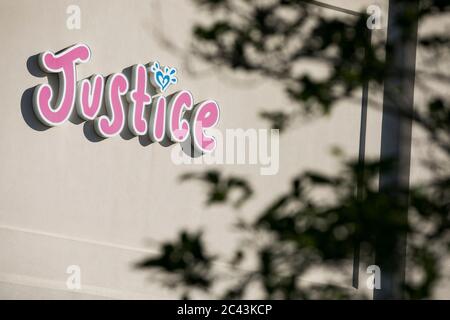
[{"xmin": 374, "ymin": 0, "xmax": 419, "ymax": 300}]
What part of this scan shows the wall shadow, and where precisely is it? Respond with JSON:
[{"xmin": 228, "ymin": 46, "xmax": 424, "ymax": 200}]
[
  {"xmin": 21, "ymin": 54, "xmax": 50, "ymax": 131},
  {"xmin": 21, "ymin": 86, "xmax": 49, "ymax": 131}
]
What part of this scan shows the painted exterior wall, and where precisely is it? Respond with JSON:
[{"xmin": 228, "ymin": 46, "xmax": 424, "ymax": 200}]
[{"xmin": 2, "ymin": 0, "xmax": 445, "ymax": 299}]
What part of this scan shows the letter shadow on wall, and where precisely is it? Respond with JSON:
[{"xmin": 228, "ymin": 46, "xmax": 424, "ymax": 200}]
[{"xmin": 21, "ymin": 54, "xmax": 50, "ymax": 132}]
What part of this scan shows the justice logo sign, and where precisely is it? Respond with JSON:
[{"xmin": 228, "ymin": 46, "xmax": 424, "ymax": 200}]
[{"xmin": 32, "ymin": 43, "xmax": 220, "ymax": 153}]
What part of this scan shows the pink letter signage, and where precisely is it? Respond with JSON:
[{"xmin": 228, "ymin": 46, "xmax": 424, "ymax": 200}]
[{"xmin": 32, "ymin": 43, "xmax": 220, "ymax": 153}]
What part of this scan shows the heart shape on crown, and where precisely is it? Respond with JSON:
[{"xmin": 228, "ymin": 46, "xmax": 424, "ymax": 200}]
[{"xmin": 149, "ymin": 61, "xmax": 178, "ymax": 92}]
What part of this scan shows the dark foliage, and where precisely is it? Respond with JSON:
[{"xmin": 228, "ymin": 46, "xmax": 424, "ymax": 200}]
[{"xmin": 137, "ymin": 0, "xmax": 450, "ymax": 299}]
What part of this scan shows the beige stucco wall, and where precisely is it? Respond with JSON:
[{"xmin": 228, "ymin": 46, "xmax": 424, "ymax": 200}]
[{"xmin": 0, "ymin": 0, "xmax": 392, "ymax": 299}]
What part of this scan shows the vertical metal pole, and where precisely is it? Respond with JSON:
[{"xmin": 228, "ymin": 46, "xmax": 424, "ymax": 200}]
[
  {"xmin": 374, "ymin": 0, "xmax": 419, "ymax": 299},
  {"xmin": 352, "ymin": 26, "xmax": 372, "ymax": 290}
]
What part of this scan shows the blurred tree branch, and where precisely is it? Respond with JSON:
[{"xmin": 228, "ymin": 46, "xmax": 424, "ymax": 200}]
[{"xmin": 138, "ymin": 0, "xmax": 450, "ymax": 299}]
